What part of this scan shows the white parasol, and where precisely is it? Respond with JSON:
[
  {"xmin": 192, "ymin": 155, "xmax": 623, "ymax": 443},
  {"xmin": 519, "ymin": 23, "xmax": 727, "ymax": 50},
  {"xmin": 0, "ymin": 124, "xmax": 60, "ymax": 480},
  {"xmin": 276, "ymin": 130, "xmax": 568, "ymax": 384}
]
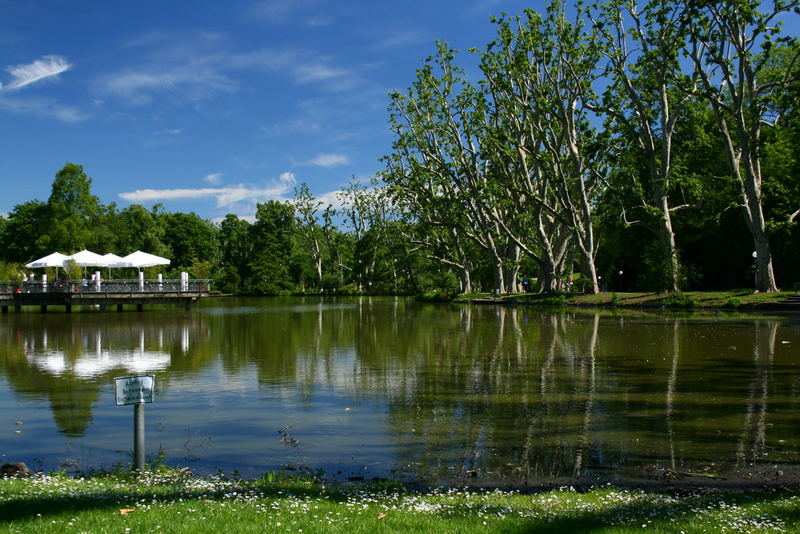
[
  {"xmin": 68, "ymin": 250, "xmax": 108, "ymax": 267},
  {"xmin": 102, "ymin": 253, "xmax": 130, "ymax": 277},
  {"xmin": 26, "ymin": 252, "xmax": 69, "ymax": 269},
  {"xmin": 25, "ymin": 252, "xmax": 69, "ymax": 279},
  {"xmin": 121, "ymin": 250, "xmax": 170, "ymax": 272}
]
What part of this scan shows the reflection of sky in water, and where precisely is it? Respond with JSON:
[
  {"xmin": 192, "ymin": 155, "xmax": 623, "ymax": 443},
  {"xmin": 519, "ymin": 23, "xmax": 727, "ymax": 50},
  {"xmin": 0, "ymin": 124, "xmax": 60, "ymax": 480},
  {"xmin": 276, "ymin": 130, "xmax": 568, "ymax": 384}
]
[
  {"xmin": 26, "ymin": 349, "xmax": 171, "ymax": 379},
  {"xmin": 22, "ymin": 328, "xmax": 185, "ymax": 379}
]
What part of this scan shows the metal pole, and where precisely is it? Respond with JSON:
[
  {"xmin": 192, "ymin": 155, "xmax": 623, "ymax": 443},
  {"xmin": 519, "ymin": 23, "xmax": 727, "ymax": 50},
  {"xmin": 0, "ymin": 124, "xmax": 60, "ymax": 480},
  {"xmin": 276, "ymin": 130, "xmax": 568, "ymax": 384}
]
[{"xmin": 134, "ymin": 402, "xmax": 145, "ymax": 471}]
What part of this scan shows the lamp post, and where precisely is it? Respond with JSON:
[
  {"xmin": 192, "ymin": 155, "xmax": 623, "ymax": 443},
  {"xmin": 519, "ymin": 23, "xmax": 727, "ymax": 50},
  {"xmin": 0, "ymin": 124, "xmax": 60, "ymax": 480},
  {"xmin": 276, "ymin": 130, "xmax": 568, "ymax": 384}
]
[
  {"xmin": 618, "ymin": 270, "xmax": 623, "ymax": 292},
  {"xmin": 752, "ymin": 251, "xmax": 757, "ymax": 290}
]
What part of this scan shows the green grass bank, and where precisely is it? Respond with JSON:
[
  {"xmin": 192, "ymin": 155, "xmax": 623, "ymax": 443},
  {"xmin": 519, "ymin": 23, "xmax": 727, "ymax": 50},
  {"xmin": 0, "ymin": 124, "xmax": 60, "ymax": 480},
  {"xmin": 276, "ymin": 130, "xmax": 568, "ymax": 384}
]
[
  {"xmin": 452, "ymin": 289, "xmax": 800, "ymax": 311},
  {"xmin": 1, "ymin": 470, "xmax": 799, "ymax": 533}
]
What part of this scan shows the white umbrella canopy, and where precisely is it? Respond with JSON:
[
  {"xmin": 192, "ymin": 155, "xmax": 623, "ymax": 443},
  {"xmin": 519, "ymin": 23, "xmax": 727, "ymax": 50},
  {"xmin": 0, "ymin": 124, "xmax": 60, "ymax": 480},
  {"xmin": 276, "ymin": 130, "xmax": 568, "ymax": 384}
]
[
  {"xmin": 69, "ymin": 250, "xmax": 108, "ymax": 267},
  {"xmin": 101, "ymin": 253, "xmax": 130, "ymax": 278},
  {"xmin": 122, "ymin": 250, "xmax": 170, "ymax": 269},
  {"xmin": 25, "ymin": 252, "xmax": 69, "ymax": 269},
  {"xmin": 101, "ymin": 253, "xmax": 130, "ymax": 268}
]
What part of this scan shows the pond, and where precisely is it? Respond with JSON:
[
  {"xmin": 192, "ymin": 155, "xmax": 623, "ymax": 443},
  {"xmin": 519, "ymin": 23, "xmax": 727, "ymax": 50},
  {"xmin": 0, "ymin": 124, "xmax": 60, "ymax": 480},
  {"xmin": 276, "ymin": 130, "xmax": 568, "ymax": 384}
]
[{"xmin": 1, "ymin": 297, "xmax": 799, "ymax": 485}]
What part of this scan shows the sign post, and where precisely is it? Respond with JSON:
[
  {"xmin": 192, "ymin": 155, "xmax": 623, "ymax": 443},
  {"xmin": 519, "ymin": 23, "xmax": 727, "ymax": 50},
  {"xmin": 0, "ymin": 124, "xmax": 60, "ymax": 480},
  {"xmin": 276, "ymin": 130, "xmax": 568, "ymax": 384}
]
[{"xmin": 115, "ymin": 375, "xmax": 155, "ymax": 472}]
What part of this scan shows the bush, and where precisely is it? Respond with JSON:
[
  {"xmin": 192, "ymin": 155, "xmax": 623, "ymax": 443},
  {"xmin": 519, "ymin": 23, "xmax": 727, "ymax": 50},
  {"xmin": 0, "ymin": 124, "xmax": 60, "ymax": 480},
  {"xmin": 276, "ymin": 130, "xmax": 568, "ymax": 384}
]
[
  {"xmin": 660, "ymin": 293, "xmax": 695, "ymax": 308},
  {"xmin": 722, "ymin": 297, "xmax": 742, "ymax": 309},
  {"xmin": 416, "ymin": 290, "xmax": 454, "ymax": 302}
]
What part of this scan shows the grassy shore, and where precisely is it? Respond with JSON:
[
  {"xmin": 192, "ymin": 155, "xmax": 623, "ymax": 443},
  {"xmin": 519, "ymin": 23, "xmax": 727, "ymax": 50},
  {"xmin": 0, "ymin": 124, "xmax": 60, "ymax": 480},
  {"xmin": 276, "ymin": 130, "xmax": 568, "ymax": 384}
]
[
  {"xmin": 1, "ymin": 470, "xmax": 799, "ymax": 533},
  {"xmin": 453, "ymin": 289, "xmax": 799, "ymax": 310}
]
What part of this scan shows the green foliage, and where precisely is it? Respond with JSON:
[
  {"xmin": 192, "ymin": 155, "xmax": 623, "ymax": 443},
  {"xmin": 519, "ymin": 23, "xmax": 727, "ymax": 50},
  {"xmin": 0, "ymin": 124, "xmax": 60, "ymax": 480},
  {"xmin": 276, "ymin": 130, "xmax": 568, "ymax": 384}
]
[
  {"xmin": 0, "ymin": 261, "xmax": 23, "ymax": 280},
  {"xmin": 416, "ymin": 290, "xmax": 455, "ymax": 302},
  {"xmin": 722, "ymin": 297, "xmax": 742, "ymax": 309},
  {"xmin": 659, "ymin": 293, "xmax": 696, "ymax": 309},
  {"xmin": 249, "ymin": 201, "xmax": 296, "ymax": 295},
  {"xmin": 163, "ymin": 212, "xmax": 219, "ymax": 269},
  {"xmin": 63, "ymin": 259, "xmax": 83, "ymax": 280}
]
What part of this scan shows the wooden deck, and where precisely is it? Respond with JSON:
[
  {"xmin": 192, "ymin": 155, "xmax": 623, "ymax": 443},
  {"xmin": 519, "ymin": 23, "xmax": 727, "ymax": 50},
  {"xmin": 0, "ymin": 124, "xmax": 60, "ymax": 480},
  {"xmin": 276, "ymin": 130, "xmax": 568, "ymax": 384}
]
[{"xmin": 0, "ymin": 279, "xmax": 211, "ymax": 313}]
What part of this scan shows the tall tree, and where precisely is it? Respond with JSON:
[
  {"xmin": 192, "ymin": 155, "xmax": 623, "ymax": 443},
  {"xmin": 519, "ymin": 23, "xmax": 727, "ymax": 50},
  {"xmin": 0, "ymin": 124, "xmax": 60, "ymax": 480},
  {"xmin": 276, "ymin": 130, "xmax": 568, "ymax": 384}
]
[
  {"xmin": 0, "ymin": 200, "xmax": 50, "ymax": 262},
  {"xmin": 114, "ymin": 204, "xmax": 169, "ymax": 256},
  {"xmin": 387, "ymin": 44, "xmax": 518, "ymax": 293},
  {"xmin": 162, "ymin": 212, "xmax": 219, "ymax": 269},
  {"xmin": 45, "ymin": 163, "xmax": 101, "ymax": 253},
  {"xmin": 688, "ymin": 0, "xmax": 799, "ymax": 292},
  {"xmin": 589, "ymin": 0, "xmax": 698, "ymax": 292},
  {"xmin": 481, "ymin": 4, "xmax": 606, "ymax": 293},
  {"xmin": 293, "ymin": 183, "xmax": 327, "ymax": 288},
  {"xmin": 249, "ymin": 200, "xmax": 295, "ymax": 294}
]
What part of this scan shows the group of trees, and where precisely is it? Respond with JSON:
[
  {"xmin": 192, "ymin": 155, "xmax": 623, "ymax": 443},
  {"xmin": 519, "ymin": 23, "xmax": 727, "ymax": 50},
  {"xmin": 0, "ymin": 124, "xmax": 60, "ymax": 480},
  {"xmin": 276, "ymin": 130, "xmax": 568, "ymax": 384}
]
[
  {"xmin": 385, "ymin": 0, "xmax": 800, "ymax": 293},
  {"xmin": 0, "ymin": 164, "xmax": 449, "ymax": 295},
  {"xmin": 1, "ymin": 0, "xmax": 798, "ymax": 295}
]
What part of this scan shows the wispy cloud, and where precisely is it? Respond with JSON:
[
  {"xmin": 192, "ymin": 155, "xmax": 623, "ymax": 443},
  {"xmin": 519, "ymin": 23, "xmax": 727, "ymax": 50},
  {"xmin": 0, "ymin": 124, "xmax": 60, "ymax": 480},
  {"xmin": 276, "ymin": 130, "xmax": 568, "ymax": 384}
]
[
  {"xmin": 0, "ymin": 96, "xmax": 86, "ymax": 122},
  {"xmin": 0, "ymin": 55, "xmax": 81, "ymax": 121},
  {"xmin": 203, "ymin": 172, "xmax": 222, "ymax": 184},
  {"xmin": 94, "ymin": 27, "xmax": 359, "ymax": 105},
  {"xmin": 370, "ymin": 29, "xmax": 430, "ymax": 51},
  {"xmin": 1, "ymin": 55, "xmax": 71, "ymax": 91},
  {"xmin": 119, "ymin": 172, "xmax": 298, "ymax": 208},
  {"xmin": 248, "ymin": 0, "xmax": 328, "ymax": 27},
  {"xmin": 306, "ymin": 153, "xmax": 348, "ymax": 167},
  {"xmin": 101, "ymin": 67, "xmax": 236, "ymax": 105}
]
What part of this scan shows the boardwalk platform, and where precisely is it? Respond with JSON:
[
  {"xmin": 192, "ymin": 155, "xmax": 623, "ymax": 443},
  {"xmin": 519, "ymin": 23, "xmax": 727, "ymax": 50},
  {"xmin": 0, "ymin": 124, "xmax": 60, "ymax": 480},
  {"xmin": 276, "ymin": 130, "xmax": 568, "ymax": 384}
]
[{"xmin": 0, "ymin": 279, "xmax": 211, "ymax": 313}]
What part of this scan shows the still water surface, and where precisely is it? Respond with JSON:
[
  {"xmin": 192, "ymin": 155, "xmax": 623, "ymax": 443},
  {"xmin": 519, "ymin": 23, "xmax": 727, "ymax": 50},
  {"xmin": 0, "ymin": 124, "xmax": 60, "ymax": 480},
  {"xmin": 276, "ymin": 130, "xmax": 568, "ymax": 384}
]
[{"xmin": 1, "ymin": 297, "xmax": 799, "ymax": 484}]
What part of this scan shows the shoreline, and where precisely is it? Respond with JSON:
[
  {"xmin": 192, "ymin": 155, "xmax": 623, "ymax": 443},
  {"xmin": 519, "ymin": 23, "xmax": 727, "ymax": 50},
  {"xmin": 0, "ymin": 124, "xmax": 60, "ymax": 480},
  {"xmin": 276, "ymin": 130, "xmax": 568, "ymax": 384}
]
[{"xmin": 458, "ymin": 289, "xmax": 800, "ymax": 312}]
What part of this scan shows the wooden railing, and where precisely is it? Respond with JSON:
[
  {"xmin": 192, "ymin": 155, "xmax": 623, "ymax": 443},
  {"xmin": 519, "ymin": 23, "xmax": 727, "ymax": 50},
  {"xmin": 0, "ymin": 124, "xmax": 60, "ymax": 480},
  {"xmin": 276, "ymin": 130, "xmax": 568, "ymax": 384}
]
[{"xmin": 0, "ymin": 279, "xmax": 212, "ymax": 295}]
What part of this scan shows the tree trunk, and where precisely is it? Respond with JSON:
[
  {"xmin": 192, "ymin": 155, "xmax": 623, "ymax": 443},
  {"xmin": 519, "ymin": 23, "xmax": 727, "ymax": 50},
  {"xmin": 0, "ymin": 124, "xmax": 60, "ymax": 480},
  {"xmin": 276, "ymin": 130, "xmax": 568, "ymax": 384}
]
[
  {"xmin": 459, "ymin": 267, "xmax": 472, "ymax": 294},
  {"xmin": 657, "ymin": 194, "xmax": 681, "ymax": 293},
  {"xmin": 492, "ymin": 256, "xmax": 505, "ymax": 295}
]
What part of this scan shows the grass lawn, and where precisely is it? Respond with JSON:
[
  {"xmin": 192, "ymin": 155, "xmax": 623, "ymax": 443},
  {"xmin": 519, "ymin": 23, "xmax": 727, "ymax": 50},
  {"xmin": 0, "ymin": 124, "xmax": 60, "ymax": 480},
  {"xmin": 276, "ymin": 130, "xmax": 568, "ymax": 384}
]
[
  {"xmin": 1, "ymin": 470, "xmax": 799, "ymax": 533},
  {"xmin": 456, "ymin": 289, "xmax": 798, "ymax": 310}
]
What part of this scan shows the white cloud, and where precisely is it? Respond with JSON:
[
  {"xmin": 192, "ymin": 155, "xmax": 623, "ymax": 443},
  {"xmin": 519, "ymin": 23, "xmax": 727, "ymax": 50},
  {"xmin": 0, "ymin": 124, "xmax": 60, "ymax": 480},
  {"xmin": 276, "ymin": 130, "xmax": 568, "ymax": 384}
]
[
  {"xmin": 293, "ymin": 64, "xmax": 350, "ymax": 83},
  {"xmin": 203, "ymin": 172, "xmax": 222, "ymax": 184},
  {"xmin": 0, "ymin": 96, "xmax": 87, "ymax": 122},
  {"xmin": 307, "ymin": 153, "xmax": 348, "ymax": 167},
  {"xmin": 101, "ymin": 67, "xmax": 236, "ymax": 105},
  {"xmin": 99, "ymin": 34, "xmax": 358, "ymax": 105},
  {"xmin": 119, "ymin": 173, "xmax": 298, "ymax": 208},
  {"xmin": 316, "ymin": 189, "xmax": 347, "ymax": 209},
  {"xmin": 1, "ymin": 55, "xmax": 71, "ymax": 91},
  {"xmin": 371, "ymin": 29, "xmax": 430, "ymax": 51}
]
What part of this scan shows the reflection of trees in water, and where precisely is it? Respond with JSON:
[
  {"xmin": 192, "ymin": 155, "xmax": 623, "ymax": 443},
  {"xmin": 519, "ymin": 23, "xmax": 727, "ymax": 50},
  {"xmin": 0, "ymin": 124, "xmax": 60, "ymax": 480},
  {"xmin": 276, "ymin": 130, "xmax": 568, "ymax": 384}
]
[
  {"xmin": 235, "ymin": 299, "xmax": 796, "ymax": 482},
  {"xmin": 371, "ymin": 309, "xmax": 799, "ymax": 482},
  {"xmin": 665, "ymin": 320, "xmax": 680, "ymax": 471},
  {"xmin": 0, "ymin": 313, "xmax": 211, "ymax": 437},
  {"xmin": 3, "ymin": 299, "xmax": 798, "ymax": 478},
  {"xmin": 737, "ymin": 321, "xmax": 777, "ymax": 464}
]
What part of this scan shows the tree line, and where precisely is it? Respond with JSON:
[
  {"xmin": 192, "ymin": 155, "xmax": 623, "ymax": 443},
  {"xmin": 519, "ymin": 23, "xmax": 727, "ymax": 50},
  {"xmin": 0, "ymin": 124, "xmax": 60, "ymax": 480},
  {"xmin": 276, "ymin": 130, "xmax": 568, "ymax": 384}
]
[
  {"xmin": 0, "ymin": 164, "xmax": 449, "ymax": 295},
  {"xmin": 384, "ymin": 0, "xmax": 800, "ymax": 294},
  {"xmin": 1, "ymin": 0, "xmax": 798, "ymax": 295}
]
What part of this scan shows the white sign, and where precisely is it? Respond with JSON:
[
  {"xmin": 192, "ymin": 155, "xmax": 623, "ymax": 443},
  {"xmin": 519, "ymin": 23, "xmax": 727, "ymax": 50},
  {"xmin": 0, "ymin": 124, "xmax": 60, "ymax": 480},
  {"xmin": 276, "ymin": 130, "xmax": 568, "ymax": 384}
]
[{"xmin": 115, "ymin": 375, "xmax": 155, "ymax": 406}]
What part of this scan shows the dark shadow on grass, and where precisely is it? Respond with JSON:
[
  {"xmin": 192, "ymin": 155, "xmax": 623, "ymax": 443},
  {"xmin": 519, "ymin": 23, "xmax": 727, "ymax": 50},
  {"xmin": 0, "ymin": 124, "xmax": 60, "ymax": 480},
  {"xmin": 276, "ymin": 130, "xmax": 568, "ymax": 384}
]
[
  {"xmin": 0, "ymin": 479, "xmax": 336, "ymax": 523},
  {"xmin": 506, "ymin": 492, "xmax": 800, "ymax": 534}
]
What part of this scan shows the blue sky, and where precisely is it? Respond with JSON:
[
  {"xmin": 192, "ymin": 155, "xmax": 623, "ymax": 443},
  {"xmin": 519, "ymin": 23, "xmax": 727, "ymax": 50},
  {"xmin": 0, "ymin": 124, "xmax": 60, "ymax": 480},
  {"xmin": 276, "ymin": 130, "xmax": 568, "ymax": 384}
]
[{"xmin": 0, "ymin": 0, "xmax": 537, "ymax": 222}]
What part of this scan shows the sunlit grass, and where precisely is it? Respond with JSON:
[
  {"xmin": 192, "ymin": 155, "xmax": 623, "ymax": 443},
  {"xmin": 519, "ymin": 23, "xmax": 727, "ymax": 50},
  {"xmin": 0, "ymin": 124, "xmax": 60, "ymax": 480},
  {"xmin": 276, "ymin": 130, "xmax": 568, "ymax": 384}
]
[
  {"xmin": 478, "ymin": 289, "xmax": 798, "ymax": 309},
  {"xmin": 2, "ymin": 471, "xmax": 799, "ymax": 533}
]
